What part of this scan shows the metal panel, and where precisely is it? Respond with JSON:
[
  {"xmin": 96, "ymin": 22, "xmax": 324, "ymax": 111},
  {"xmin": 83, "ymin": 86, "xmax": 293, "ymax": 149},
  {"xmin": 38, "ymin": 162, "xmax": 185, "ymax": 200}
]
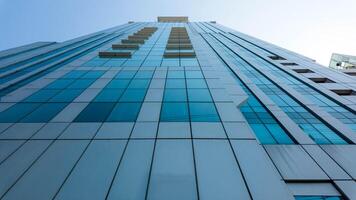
[
  {"xmin": 131, "ymin": 122, "xmax": 158, "ymax": 138},
  {"xmin": 32, "ymin": 123, "xmax": 69, "ymax": 139},
  {"xmin": 158, "ymin": 122, "xmax": 190, "ymax": 138},
  {"xmin": 95, "ymin": 122, "xmax": 134, "ymax": 139},
  {"xmin": 147, "ymin": 139, "xmax": 197, "ymax": 200},
  {"xmin": 1, "ymin": 140, "xmax": 89, "ymax": 200},
  {"xmin": 59, "ymin": 123, "xmax": 101, "ymax": 139},
  {"xmin": 287, "ymin": 183, "xmax": 341, "ymax": 196},
  {"xmin": 321, "ymin": 145, "xmax": 356, "ymax": 179},
  {"xmin": 334, "ymin": 181, "xmax": 356, "ymax": 200},
  {"xmin": 231, "ymin": 140, "xmax": 294, "ymax": 200},
  {"xmin": 264, "ymin": 145, "xmax": 329, "ymax": 180},
  {"xmin": 0, "ymin": 140, "xmax": 25, "ymax": 163},
  {"xmin": 303, "ymin": 145, "xmax": 351, "ymax": 180},
  {"xmin": 107, "ymin": 140, "xmax": 154, "ymax": 200},
  {"xmin": 0, "ymin": 123, "xmax": 44, "ymax": 139},
  {"xmin": 0, "ymin": 140, "xmax": 51, "ymax": 197},
  {"xmin": 54, "ymin": 140, "xmax": 126, "ymax": 200},
  {"xmin": 194, "ymin": 140, "xmax": 251, "ymax": 200}
]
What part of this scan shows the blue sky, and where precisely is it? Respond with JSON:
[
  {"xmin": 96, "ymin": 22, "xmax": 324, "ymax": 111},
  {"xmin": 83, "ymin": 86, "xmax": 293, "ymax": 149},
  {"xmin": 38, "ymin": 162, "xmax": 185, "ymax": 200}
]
[{"xmin": 0, "ymin": 0, "xmax": 355, "ymax": 66}]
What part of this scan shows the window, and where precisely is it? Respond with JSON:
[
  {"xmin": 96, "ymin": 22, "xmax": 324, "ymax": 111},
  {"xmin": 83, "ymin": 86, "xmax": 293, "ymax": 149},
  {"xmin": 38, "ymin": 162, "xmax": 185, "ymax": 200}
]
[
  {"xmin": 164, "ymin": 89, "xmax": 187, "ymax": 102},
  {"xmin": 23, "ymin": 90, "xmax": 60, "ymax": 102},
  {"xmin": 281, "ymin": 62, "xmax": 298, "ymax": 66},
  {"xmin": 160, "ymin": 102, "xmax": 189, "ymax": 122},
  {"xmin": 293, "ymin": 69, "xmax": 314, "ymax": 73},
  {"xmin": 269, "ymin": 55, "xmax": 286, "ymax": 60},
  {"xmin": 119, "ymin": 89, "xmax": 147, "ymax": 102},
  {"xmin": 94, "ymin": 89, "xmax": 124, "ymax": 102},
  {"xmin": 0, "ymin": 103, "xmax": 40, "ymax": 123},
  {"xmin": 20, "ymin": 103, "xmax": 67, "ymax": 123},
  {"xmin": 49, "ymin": 89, "xmax": 84, "ymax": 102},
  {"xmin": 166, "ymin": 79, "xmax": 186, "ymax": 89},
  {"xmin": 187, "ymin": 89, "xmax": 212, "ymax": 102},
  {"xmin": 331, "ymin": 89, "xmax": 355, "ymax": 96},
  {"xmin": 128, "ymin": 79, "xmax": 150, "ymax": 89},
  {"xmin": 186, "ymin": 79, "xmax": 207, "ymax": 88},
  {"xmin": 167, "ymin": 70, "xmax": 185, "ymax": 79},
  {"xmin": 74, "ymin": 103, "xmax": 115, "ymax": 122},
  {"xmin": 106, "ymin": 79, "xmax": 130, "ymax": 89},
  {"xmin": 189, "ymin": 103, "xmax": 219, "ymax": 122},
  {"xmin": 309, "ymin": 77, "xmax": 335, "ymax": 83},
  {"xmin": 107, "ymin": 102, "xmax": 142, "ymax": 122},
  {"xmin": 115, "ymin": 71, "xmax": 136, "ymax": 79}
]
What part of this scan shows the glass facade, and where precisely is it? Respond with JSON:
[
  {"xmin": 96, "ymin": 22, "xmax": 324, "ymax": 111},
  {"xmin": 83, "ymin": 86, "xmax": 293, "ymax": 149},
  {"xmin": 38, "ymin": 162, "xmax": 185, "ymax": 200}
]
[{"xmin": 0, "ymin": 17, "xmax": 354, "ymax": 199}]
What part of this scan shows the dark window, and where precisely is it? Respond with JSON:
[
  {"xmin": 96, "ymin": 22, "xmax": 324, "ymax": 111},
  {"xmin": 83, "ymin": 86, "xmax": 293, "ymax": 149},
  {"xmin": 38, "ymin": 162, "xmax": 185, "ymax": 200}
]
[
  {"xmin": 309, "ymin": 77, "xmax": 335, "ymax": 83},
  {"xmin": 269, "ymin": 55, "xmax": 286, "ymax": 60},
  {"xmin": 331, "ymin": 89, "xmax": 355, "ymax": 96},
  {"xmin": 293, "ymin": 69, "xmax": 314, "ymax": 73}
]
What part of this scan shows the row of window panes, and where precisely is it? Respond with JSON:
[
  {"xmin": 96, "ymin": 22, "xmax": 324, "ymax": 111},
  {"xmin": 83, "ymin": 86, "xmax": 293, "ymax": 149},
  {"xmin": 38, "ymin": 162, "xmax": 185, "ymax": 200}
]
[{"xmin": 209, "ymin": 35, "xmax": 348, "ymax": 145}]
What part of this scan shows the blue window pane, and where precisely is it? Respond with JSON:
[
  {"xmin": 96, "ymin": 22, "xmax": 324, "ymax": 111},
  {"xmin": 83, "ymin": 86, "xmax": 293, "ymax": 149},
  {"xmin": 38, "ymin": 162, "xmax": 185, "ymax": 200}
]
[
  {"xmin": 83, "ymin": 59, "xmax": 108, "ymax": 67},
  {"xmin": 161, "ymin": 102, "xmax": 189, "ymax": 122},
  {"xmin": 312, "ymin": 124, "xmax": 347, "ymax": 144},
  {"xmin": 250, "ymin": 124, "xmax": 277, "ymax": 144},
  {"xmin": 189, "ymin": 103, "xmax": 219, "ymax": 122},
  {"xmin": 45, "ymin": 79, "xmax": 74, "ymax": 89},
  {"xmin": 265, "ymin": 124, "xmax": 294, "ymax": 144},
  {"xmin": 180, "ymin": 59, "xmax": 199, "ymax": 67},
  {"xmin": 161, "ymin": 59, "xmax": 179, "ymax": 67},
  {"xmin": 20, "ymin": 103, "xmax": 67, "ymax": 123},
  {"xmin": 119, "ymin": 89, "xmax": 147, "ymax": 102},
  {"xmin": 94, "ymin": 89, "xmax": 124, "ymax": 102},
  {"xmin": 23, "ymin": 90, "xmax": 60, "ymax": 102},
  {"xmin": 186, "ymin": 79, "xmax": 207, "ymax": 88},
  {"xmin": 115, "ymin": 71, "xmax": 136, "ymax": 79},
  {"xmin": 167, "ymin": 71, "xmax": 185, "ymax": 78},
  {"xmin": 74, "ymin": 103, "xmax": 115, "ymax": 122},
  {"xmin": 106, "ymin": 80, "xmax": 130, "ymax": 89},
  {"xmin": 107, "ymin": 103, "xmax": 142, "ymax": 122},
  {"xmin": 187, "ymin": 89, "xmax": 212, "ymax": 102},
  {"xmin": 68, "ymin": 79, "xmax": 96, "ymax": 89},
  {"xmin": 164, "ymin": 89, "xmax": 187, "ymax": 102},
  {"xmin": 81, "ymin": 71, "xmax": 104, "ymax": 79},
  {"xmin": 123, "ymin": 60, "xmax": 143, "ymax": 67},
  {"xmin": 49, "ymin": 89, "xmax": 84, "ymax": 102},
  {"xmin": 134, "ymin": 71, "xmax": 154, "ymax": 79},
  {"xmin": 103, "ymin": 60, "xmax": 125, "ymax": 67},
  {"xmin": 0, "ymin": 103, "xmax": 40, "ymax": 123},
  {"xmin": 299, "ymin": 124, "xmax": 330, "ymax": 144},
  {"xmin": 185, "ymin": 71, "xmax": 203, "ymax": 78},
  {"xmin": 165, "ymin": 79, "xmax": 186, "ymax": 89},
  {"xmin": 128, "ymin": 79, "xmax": 150, "ymax": 89},
  {"xmin": 142, "ymin": 60, "xmax": 161, "ymax": 67},
  {"xmin": 62, "ymin": 71, "xmax": 87, "ymax": 79}
]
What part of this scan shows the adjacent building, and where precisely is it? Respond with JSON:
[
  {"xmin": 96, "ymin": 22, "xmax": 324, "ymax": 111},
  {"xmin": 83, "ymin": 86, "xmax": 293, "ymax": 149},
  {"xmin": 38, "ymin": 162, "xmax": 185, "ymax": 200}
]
[
  {"xmin": 0, "ymin": 17, "xmax": 355, "ymax": 200},
  {"xmin": 329, "ymin": 53, "xmax": 356, "ymax": 77},
  {"xmin": 329, "ymin": 53, "xmax": 356, "ymax": 70}
]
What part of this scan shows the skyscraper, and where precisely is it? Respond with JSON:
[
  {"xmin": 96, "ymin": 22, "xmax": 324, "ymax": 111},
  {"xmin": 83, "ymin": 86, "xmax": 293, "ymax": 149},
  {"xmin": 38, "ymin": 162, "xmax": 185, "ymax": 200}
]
[{"xmin": 0, "ymin": 17, "xmax": 355, "ymax": 200}]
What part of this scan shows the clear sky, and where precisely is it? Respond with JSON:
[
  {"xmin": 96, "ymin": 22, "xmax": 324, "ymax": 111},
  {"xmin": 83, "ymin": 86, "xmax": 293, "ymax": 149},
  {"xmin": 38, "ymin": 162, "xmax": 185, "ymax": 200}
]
[{"xmin": 0, "ymin": 0, "xmax": 355, "ymax": 66}]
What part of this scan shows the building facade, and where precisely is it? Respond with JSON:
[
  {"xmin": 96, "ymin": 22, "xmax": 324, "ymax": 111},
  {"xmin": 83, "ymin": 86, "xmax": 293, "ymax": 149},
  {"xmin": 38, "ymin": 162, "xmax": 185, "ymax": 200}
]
[{"xmin": 0, "ymin": 17, "xmax": 355, "ymax": 200}]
